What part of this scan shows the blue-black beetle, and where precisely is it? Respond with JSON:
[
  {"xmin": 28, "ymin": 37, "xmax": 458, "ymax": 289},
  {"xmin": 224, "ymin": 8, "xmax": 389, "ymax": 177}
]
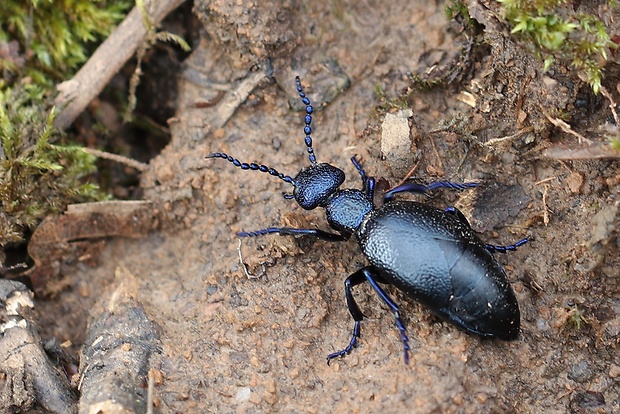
[{"xmin": 207, "ymin": 77, "xmax": 528, "ymax": 363}]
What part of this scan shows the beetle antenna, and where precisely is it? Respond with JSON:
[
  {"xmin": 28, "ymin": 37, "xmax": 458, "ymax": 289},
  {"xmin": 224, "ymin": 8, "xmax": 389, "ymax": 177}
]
[
  {"xmin": 205, "ymin": 152, "xmax": 295, "ymax": 186},
  {"xmin": 295, "ymin": 76, "xmax": 317, "ymax": 165}
]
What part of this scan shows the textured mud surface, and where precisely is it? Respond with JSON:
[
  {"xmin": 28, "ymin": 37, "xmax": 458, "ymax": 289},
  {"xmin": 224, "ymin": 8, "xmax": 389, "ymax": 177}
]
[{"xmin": 31, "ymin": 1, "xmax": 619, "ymax": 413}]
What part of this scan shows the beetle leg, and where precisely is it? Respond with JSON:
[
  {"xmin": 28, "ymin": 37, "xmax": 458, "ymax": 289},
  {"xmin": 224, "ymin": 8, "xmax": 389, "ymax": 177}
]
[
  {"xmin": 425, "ymin": 181, "xmax": 479, "ymax": 191},
  {"xmin": 364, "ymin": 177, "xmax": 376, "ymax": 200},
  {"xmin": 350, "ymin": 156, "xmax": 376, "ymax": 200},
  {"xmin": 384, "ymin": 181, "xmax": 477, "ymax": 201},
  {"xmin": 327, "ymin": 266, "xmax": 411, "ymax": 364},
  {"xmin": 486, "ymin": 238, "xmax": 529, "ymax": 253},
  {"xmin": 237, "ymin": 227, "xmax": 349, "ymax": 242},
  {"xmin": 350, "ymin": 156, "xmax": 367, "ymax": 184},
  {"xmin": 445, "ymin": 207, "xmax": 530, "ymax": 253},
  {"xmin": 362, "ymin": 268, "xmax": 411, "ymax": 364},
  {"xmin": 327, "ymin": 269, "xmax": 367, "ymax": 363}
]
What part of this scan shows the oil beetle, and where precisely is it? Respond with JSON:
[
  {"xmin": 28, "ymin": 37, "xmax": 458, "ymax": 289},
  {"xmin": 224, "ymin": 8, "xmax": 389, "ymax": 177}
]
[{"xmin": 207, "ymin": 77, "xmax": 528, "ymax": 363}]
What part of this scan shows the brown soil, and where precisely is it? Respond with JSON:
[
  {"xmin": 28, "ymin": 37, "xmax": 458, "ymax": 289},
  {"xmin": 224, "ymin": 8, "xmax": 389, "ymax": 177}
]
[{"xmin": 32, "ymin": 1, "xmax": 619, "ymax": 413}]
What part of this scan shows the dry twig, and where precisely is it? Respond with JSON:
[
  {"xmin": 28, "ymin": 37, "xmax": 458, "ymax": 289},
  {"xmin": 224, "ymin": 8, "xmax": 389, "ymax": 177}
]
[
  {"xmin": 539, "ymin": 106, "xmax": 592, "ymax": 145},
  {"xmin": 83, "ymin": 148, "xmax": 149, "ymax": 171},
  {"xmin": 484, "ymin": 126, "xmax": 535, "ymax": 147},
  {"xmin": 599, "ymin": 86, "xmax": 620, "ymax": 126}
]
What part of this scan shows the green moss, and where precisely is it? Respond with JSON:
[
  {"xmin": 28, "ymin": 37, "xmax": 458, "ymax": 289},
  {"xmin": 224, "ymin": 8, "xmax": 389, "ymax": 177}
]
[
  {"xmin": 497, "ymin": 0, "xmax": 617, "ymax": 93},
  {"xmin": 0, "ymin": 1, "xmax": 132, "ymax": 246},
  {"xmin": 446, "ymin": 0, "xmax": 474, "ymax": 26},
  {"xmin": 608, "ymin": 135, "xmax": 620, "ymax": 151},
  {"xmin": 408, "ymin": 73, "xmax": 451, "ymax": 90},
  {"xmin": 0, "ymin": 85, "xmax": 105, "ymax": 246},
  {"xmin": 0, "ymin": 0, "xmax": 131, "ymax": 88},
  {"xmin": 369, "ymin": 84, "xmax": 411, "ymax": 123},
  {"xmin": 566, "ymin": 305, "xmax": 588, "ymax": 331}
]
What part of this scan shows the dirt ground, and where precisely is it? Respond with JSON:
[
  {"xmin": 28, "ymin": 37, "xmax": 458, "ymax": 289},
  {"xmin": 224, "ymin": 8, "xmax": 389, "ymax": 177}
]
[{"xmin": 26, "ymin": 0, "xmax": 620, "ymax": 413}]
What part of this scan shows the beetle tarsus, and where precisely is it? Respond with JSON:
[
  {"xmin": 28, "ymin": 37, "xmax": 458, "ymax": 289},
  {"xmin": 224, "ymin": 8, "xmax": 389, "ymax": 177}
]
[
  {"xmin": 327, "ymin": 321, "xmax": 360, "ymax": 364},
  {"xmin": 486, "ymin": 237, "xmax": 529, "ymax": 253}
]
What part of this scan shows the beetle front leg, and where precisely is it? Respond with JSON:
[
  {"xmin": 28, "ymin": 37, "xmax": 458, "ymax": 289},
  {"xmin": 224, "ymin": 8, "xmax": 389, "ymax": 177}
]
[
  {"xmin": 350, "ymin": 156, "xmax": 376, "ymax": 200},
  {"xmin": 238, "ymin": 227, "xmax": 349, "ymax": 242}
]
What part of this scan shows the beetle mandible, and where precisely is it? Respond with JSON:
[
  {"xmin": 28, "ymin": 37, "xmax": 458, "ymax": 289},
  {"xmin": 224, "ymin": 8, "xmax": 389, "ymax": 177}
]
[{"xmin": 207, "ymin": 77, "xmax": 528, "ymax": 363}]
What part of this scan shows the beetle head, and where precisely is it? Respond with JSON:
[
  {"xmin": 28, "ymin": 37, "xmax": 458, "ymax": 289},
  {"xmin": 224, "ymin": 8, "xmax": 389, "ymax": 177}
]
[{"xmin": 293, "ymin": 163, "xmax": 345, "ymax": 210}]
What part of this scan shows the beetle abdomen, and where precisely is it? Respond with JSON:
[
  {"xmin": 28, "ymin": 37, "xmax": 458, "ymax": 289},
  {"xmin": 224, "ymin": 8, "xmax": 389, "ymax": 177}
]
[
  {"xmin": 440, "ymin": 242, "xmax": 520, "ymax": 339},
  {"xmin": 358, "ymin": 201, "xmax": 520, "ymax": 339}
]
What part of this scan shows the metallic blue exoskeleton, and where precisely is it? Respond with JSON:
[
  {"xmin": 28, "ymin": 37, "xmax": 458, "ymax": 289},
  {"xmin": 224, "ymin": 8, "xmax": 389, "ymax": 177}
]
[{"xmin": 207, "ymin": 77, "xmax": 528, "ymax": 363}]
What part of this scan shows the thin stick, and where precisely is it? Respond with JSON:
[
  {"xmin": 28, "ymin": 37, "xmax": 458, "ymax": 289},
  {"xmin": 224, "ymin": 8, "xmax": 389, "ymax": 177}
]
[
  {"xmin": 599, "ymin": 86, "xmax": 620, "ymax": 126},
  {"xmin": 147, "ymin": 369, "xmax": 155, "ymax": 414},
  {"xmin": 540, "ymin": 107, "xmax": 592, "ymax": 145},
  {"xmin": 485, "ymin": 126, "xmax": 535, "ymax": 146},
  {"xmin": 541, "ymin": 184, "xmax": 550, "ymax": 226},
  {"xmin": 388, "ymin": 160, "xmax": 421, "ymax": 192},
  {"xmin": 534, "ymin": 176, "xmax": 557, "ymax": 186},
  {"xmin": 83, "ymin": 148, "xmax": 149, "ymax": 171}
]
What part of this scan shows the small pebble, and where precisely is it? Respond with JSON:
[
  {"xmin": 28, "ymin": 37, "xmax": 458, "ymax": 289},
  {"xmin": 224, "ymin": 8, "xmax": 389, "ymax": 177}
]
[
  {"xmin": 568, "ymin": 360, "xmax": 592, "ymax": 383},
  {"xmin": 566, "ymin": 172, "xmax": 584, "ymax": 194}
]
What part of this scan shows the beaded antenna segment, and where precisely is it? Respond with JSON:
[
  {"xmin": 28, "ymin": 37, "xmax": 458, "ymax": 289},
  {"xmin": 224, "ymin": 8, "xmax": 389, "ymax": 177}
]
[
  {"xmin": 295, "ymin": 76, "xmax": 317, "ymax": 165},
  {"xmin": 205, "ymin": 76, "xmax": 323, "ymax": 186},
  {"xmin": 204, "ymin": 152, "xmax": 295, "ymax": 185}
]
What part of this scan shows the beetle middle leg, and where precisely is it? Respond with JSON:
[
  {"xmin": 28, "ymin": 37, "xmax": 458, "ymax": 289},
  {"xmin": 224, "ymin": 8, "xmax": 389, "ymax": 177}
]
[
  {"xmin": 350, "ymin": 156, "xmax": 376, "ymax": 200},
  {"xmin": 384, "ymin": 181, "xmax": 478, "ymax": 201},
  {"xmin": 328, "ymin": 266, "xmax": 410, "ymax": 364},
  {"xmin": 327, "ymin": 270, "xmax": 366, "ymax": 364},
  {"xmin": 363, "ymin": 268, "xmax": 410, "ymax": 364},
  {"xmin": 444, "ymin": 206, "xmax": 471, "ymax": 226}
]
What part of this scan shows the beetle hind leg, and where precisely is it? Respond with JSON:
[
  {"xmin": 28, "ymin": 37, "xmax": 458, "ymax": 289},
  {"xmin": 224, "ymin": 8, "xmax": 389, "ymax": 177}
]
[
  {"xmin": 486, "ymin": 237, "xmax": 529, "ymax": 253},
  {"xmin": 363, "ymin": 268, "xmax": 410, "ymax": 364},
  {"xmin": 444, "ymin": 207, "xmax": 530, "ymax": 253},
  {"xmin": 327, "ymin": 321, "xmax": 361, "ymax": 363}
]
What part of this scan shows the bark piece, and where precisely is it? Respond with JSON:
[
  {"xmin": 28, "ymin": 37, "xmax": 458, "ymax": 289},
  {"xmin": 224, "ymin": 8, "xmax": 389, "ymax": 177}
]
[{"xmin": 22, "ymin": 200, "xmax": 156, "ymax": 297}]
